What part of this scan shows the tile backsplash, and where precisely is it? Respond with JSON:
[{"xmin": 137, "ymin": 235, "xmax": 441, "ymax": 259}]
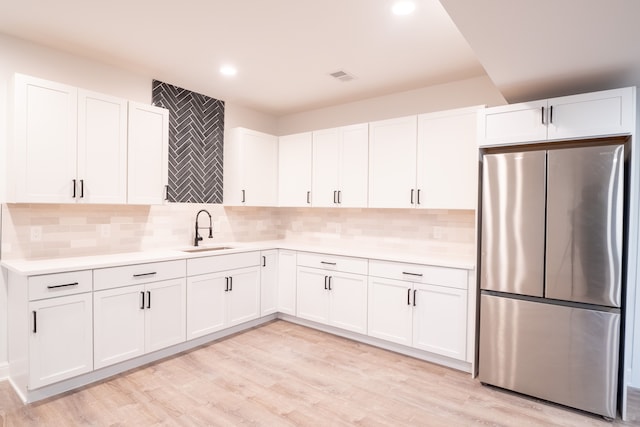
[{"xmin": 0, "ymin": 204, "xmax": 475, "ymax": 260}]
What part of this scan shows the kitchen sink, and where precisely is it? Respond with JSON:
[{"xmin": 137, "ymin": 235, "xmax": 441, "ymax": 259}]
[{"xmin": 181, "ymin": 246, "xmax": 235, "ymax": 253}]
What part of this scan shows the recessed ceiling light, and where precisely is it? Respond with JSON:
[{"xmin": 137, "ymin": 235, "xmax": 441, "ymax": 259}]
[
  {"xmin": 220, "ymin": 65, "xmax": 237, "ymax": 76},
  {"xmin": 392, "ymin": 1, "xmax": 416, "ymax": 15}
]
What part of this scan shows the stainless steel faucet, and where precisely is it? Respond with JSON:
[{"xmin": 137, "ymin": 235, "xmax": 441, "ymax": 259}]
[{"xmin": 194, "ymin": 209, "xmax": 213, "ymax": 247}]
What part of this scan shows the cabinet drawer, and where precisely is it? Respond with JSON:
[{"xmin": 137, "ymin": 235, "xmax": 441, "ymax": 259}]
[
  {"xmin": 369, "ymin": 260, "xmax": 467, "ymax": 290},
  {"xmin": 28, "ymin": 270, "xmax": 93, "ymax": 301},
  {"xmin": 297, "ymin": 252, "xmax": 368, "ymax": 275},
  {"xmin": 94, "ymin": 260, "xmax": 186, "ymax": 291},
  {"xmin": 187, "ymin": 251, "xmax": 260, "ymax": 276}
]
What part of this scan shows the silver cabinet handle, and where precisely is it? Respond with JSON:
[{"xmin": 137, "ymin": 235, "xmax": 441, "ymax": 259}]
[
  {"xmin": 321, "ymin": 261, "xmax": 337, "ymax": 265},
  {"xmin": 410, "ymin": 189, "xmax": 415, "ymax": 204},
  {"xmin": 402, "ymin": 272, "xmax": 423, "ymax": 277},
  {"xmin": 307, "ymin": 191, "xmax": 311, "ymax": 204}
]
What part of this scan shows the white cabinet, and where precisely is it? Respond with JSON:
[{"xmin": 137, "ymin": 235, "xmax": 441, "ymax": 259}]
[
  {"xmin": 12, "ymin": 74, "xmax": 128, "ymax": 204},
  {"xmin": 417, "ymin": 107, "xmax": 479, "ymax": 210},
  {"xmin": 93, "ymin": 260, "xmax": 186, "ymax": 369},
  {"xmin": 368, "ymin": 116, "xmax": 417, "ymax": 208},
  {"xmin": 312, "ymin": 123, "xmax": 368, "ymax": 207},
  {"xmin": 296, "ymin": 253, "xmax": 368, "ymax": 334},
  {"xmin": 367, "ymin": 260, "xmax": 468, "ymax": 360},
  {"xmin": 186, "ymin": 252, "xmax": 261, "ymax": 339},
  {"xmin": 127, "ymin": 101, "xmax": 169, "ymax": 205},
  {"xmin": 478, "ymin": 87, "xmax": 635, "ymax": 146},
  {"xmin": 224, "ymin": 127, "xmax": 278, "ymax": 206},
  {"xmin": 279, "ymin": 133, "xmax": 312, "ymax": 207},
  {"xmin": 260, "ymin": 250, "xmax": 279, "ymax": 315},
  {"xmin": 29, "ymin": 292, "xmax": 93, "ymax": 389},
  {"xmin": 278, "ymin": 250, "xmax": 297, "ymax": 316},
  {"xmin": 6, "ymin": 270, "xmax": 94, "ymax": 392}
]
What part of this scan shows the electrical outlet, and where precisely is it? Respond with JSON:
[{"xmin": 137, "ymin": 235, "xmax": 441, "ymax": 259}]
[
  {"xmin": 30, "ymin": 226, "xmax": 42, "ymax": 242},
  {"xmin": 433, "ymin": 226, "xmax": 443, "ymax": 240},
  {"xmin": 100, "ymin": 224, "xmax": 111, "ymax": 238}
]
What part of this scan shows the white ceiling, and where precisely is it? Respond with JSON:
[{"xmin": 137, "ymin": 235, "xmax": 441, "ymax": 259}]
[
  {"xmin": 0, "ymin": 0, "xmax": 486, "ymax": 116},
  {"xmin": 440, "ymin": 0, "xmax": 640, "ymax": 103},
  {"xmin": 1, "ymin": 0, "xmax": 639, "ymax": 116}
]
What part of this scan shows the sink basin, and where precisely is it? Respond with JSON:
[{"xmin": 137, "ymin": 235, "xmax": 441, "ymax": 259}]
[{"xmin": 181, "ymin": 246, "xmax": 235, "ymax": 253}]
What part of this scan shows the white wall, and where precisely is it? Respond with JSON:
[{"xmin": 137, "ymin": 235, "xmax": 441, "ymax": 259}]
[{"xmin": 276, "ymin": 75, "xmax": 506, "ymax": 134}]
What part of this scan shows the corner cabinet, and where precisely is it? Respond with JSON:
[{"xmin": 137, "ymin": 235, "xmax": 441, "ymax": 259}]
[
  {"xmin": 224, "ymin": 127, "xmax": 278, "ymax": 206},
  {"xmin": 127, "ymin": 102, "xmax": 169, "ymax": 205},
  {"xmin": 478, "ymin": 87, "xmax": 635, "ymax": 146},
  {"xmin": 278, "ymin": 133, "xmax": 312, "ymax": 207},
  {"xmin": 12, "ymin": 74, "xmax": 128, "ymax": 204}
]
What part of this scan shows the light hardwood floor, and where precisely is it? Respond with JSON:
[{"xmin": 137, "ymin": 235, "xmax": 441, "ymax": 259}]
[{"xmin": 1, "ymin": 320, "xmax": 639, "ymax": 426}]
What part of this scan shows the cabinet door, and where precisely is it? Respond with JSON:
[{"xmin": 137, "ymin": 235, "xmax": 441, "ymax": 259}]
[
  {"xmin": 338, "ymin": 123, "xmax": 369, "ymax": 208},
  {"xmin": 226, "ymin": 267, "xmax": 261, "ymax": 327},
  {"xmin": 328, "ymin": 272, "xmax": 367, "ymax": 334},
  {"xmin": 368, "ymin": 116, "xmax": 417, "ymax": 208},
  {"xmin": 418, "ymin": 108, "xmax": 478, "ymax": 209},
  {"xmin": 278, "ymin": 250, "xmax": 297, "ymax": 315},
  {"xmin": 225, "ymin": 128, "xmax": 278, "ymax": 206},
  {"xmin": 312, "ymin": 128, "xmax": 341, "ymax": 207},
  {"xmin": 28, "ymin": 293, "xmax": 93, "ymax": 389},
  {"xmin": 14, "ymin": 74, "xmax": 78, "ymax": 203},
  {"xmin": 145, "ymin": 278, "xmax": 186, "ymax": 352},
  {"xmin": 296, "ymin": 267, "xmax": 330, "ymax": 324},
  {"xmin": 77, "ymin": 90, "xmax": 127, "ymax": 204},
  {"xmin": 127, "ymin": 101, "xmax": 169, "ymax": 204},
  {"xmin": 186, "ymin": 273, "xmax": 227, "ymax": 339},
  {"xmin": 279, "ymin": 133, "xmax": 312, "ymax": 207},
  {"xmin": 260, "ymin": 250, "xmax": 279, "ymax": 316},
  {"xmin": 94, "ymin": 285, "xmax": 145, "ymax": 369},
  {"xmin": 478, "ymin": 100, "xmax": 547, "ymax": 146},
  {"xmin": 367, "ymin": 276, "xmax": 412, "ymax": 346},
  {"xmin": 547, "ymin": 87, "xmax": 635, "ymax": 140},
  {"xmin": 412, "ymin": 283, "xmax": 467, "ymax": 360}
]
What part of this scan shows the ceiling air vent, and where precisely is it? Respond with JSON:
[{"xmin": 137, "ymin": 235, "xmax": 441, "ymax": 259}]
[{"xmin": 329, "ymin": 70, "xmax": 356, "ymax": 82}]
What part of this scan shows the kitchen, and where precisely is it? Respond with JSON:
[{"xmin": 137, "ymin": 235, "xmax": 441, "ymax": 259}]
[{"xmin": 1, "ymin": 0, "xmax": 640, "ymax": 425}]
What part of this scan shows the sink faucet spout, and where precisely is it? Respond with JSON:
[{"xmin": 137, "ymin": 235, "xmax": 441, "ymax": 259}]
[{"xmin": 194, "ymin": 209, "xmax": 213, "ymax": 247}]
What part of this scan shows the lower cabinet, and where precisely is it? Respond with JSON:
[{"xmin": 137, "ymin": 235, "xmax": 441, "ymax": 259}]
[
  {"xmin": 296, "ymin": 253, "xmax": 368, "ymax": 335},
  {"xmin": 277, "ymin": 250, "xmax": 297, "ymax": 315},
  {"xmin": 29, "ymin": 292, "xmax": 93, "ymax": 389},
  {"xmin": 368, "ymin": 260, "xmax": 468, "ymax": 361},
  {"xmin": 186, "ymin": 266, "xmax": 260, "ymax": 339},
  {"xmin": 260, "ymin": 250, "xmax": 278, "ymax": 316},
  {"xmin": 93, "ymin": 278, "xmax": 186, "ymax": 369}
]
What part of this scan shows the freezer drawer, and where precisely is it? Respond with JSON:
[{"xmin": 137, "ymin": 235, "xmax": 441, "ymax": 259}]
[{"xmin": 478, "ymin": 294, "xmax": 619, "ymax": 419}]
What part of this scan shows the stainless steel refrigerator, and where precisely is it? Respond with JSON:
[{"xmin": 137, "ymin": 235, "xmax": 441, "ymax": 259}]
[{"xmin": 478, "ymin": 142, "xmax": 625, "ymax": 419}]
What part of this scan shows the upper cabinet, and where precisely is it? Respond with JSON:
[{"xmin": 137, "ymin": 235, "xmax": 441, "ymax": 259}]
[
  {"xmin": 312, "ymin": 123, "xmax": 368, "ymax": 208},
  {"xmin": 224, "ymin": 127, "xmax": 278, "ymax": 206},
  {"xmin": 278, "ymin": 132, "xmax": 312, "ymax": 207},
  {"xmin": 368, "ymin": 116, "xmax": 418, "ymax": 209},
  {"xmin": 478, "ymin": 87, "xmax": 635, "ymax": 146},
  {"xmin": 11, "ymin": 73, "xmax": 168, "ymax": 205},
  {"xmin": 417, "ymin": 107, "xmax": 479, "ymax": 210},
  {"xmin": 369, "ymin": 109, "xmax": 479, "ymax": 210},
  {"xmin": 127, "ymin": 102, "xmax": 169, "ymax": 205}
]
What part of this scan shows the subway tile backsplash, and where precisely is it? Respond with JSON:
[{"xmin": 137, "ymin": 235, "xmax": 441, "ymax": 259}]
[{"xmin": 1, "ymin": 204, "xmax": 475, "ymax": 260}]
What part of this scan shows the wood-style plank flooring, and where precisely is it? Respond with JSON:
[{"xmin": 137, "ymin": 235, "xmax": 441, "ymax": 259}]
[{"xmin": 1, "ymin": 320, "xmax": 639, "ymax": 426}]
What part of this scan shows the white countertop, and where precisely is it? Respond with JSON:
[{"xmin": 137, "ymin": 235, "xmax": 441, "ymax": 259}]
[{"xmin": 1, "ymin": 240, "xmax": 476, "ymax": 275}]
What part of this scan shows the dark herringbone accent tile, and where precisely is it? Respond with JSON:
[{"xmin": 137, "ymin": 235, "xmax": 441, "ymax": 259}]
[{"xmin": 152, "ymin": 80, "xmax": 224, "ymax": 203}]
